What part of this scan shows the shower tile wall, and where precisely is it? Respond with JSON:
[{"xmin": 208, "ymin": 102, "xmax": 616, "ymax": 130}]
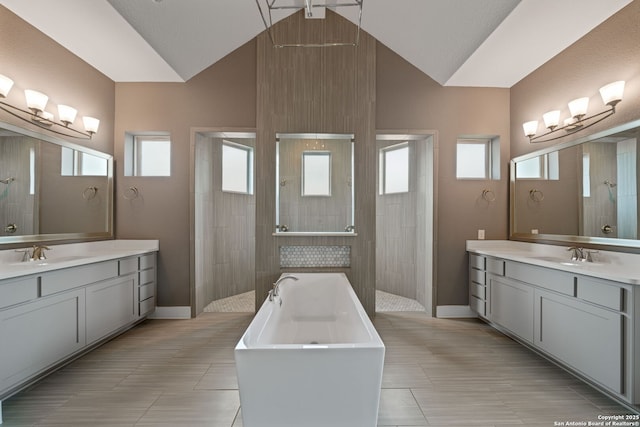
[
  {"xmin": 376, "ymin": 140, "xmax": 427, "ymax": 303},
  {"xmin": 582, "ymin": 141, "xmax": 618, "ymax": 238},
  {"xmin": 0, "ymin": 136, "xmax": 36, "ymax": 237},
  {"xmin": 194, "ymin": 135, "xmax": 255, "ymax": 314},
  {"xmin": 616, "ymin": 138, "xmax": 638, "ymax": 239}
]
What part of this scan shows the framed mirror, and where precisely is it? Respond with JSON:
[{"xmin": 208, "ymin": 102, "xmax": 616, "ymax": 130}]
[
  {"xmin": 275, "ymin": 133, "xmax": 355, "ymax": 235},
  {"xmin": 511, "ymin": 119, "xmax": 640, "ymax": 249},
  {"xmin": 0, "ymin": 120, "xmax": 113, "ymax": 246}
]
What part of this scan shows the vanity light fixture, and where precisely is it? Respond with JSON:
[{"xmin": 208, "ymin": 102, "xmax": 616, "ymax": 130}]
[
  {"xmin": 523, "ymin": 80, "xmax": 625, "ymax": 143},
  {"xmin": 0, "ymin": 73, "xmax": 99, "ymax": 139},
  {"xmin": 255, "ymin": 0, "xmax": 363, "ymax": 48}
]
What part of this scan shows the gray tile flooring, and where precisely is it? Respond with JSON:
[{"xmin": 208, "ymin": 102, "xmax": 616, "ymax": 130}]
[
  {"xmin": 204, "ymin": 289, "xmax": 425, "ymax": 313},
  {"xmin": 1, "ymin": 311, "xmax": 634, "ymax": 426}
]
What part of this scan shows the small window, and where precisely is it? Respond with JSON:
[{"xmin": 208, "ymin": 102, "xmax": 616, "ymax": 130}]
[
  {"xmin": 124, "ymin": 134, "xmax": 171, "ymax": 177},
  {"xmin": 302, "ymin": 151, "xmax": 331, "ymax": 196},
  {"xmin": 456, "ymin": 137, "xmax": 500, "ymax": 180},
  {"xmin": 583, "ymin": 153, "xmax": 591, "ymax": 197},
  {"xmin": 61, "ymin": 147, "xmax": 108, "ymax": 176},
  {"xmin": 516, "ymin": 152, "xmax": 559, "ymax": 180},
  {"xmin": 456, "ymin": 139, "xmax": 489, "ymax": 179},
  {"xmin": 222, "ymin": 141, "xmax": 253, "ymax": 194},
  {"xmin": 380, "ymin": 142, "xmax": 409, "ymax": 195}
]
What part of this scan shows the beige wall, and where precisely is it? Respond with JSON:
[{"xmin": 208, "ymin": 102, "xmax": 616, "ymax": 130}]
[
  {"xmin": 376, "ymin": 44, "xmax": 511, "ymax": 306},
  {"xmin": 511, "ymin": 0, "xmax": 640, "ymax": 159},
  {"xmin": 114, "ymin": 41, "xmax": 257, "ymax": 307},
  {"xmin": 5, "ymin": 1, "xmax": 638, "ymax": 311},
  {"xmin": 0, "ymin": 7, "xmax": 115, "ymax": 155}
]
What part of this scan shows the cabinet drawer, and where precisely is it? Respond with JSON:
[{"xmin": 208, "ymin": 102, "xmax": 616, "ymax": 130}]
[
  {"xmin": 469, "ymin": 253, "xmax": 485, "ymax": 270},
  {"xmin": 139, "ymin": 297, "xmax": 155, "ymax": 317},
  {"xmin": 139, "ymin": 282, "xmax": 155, "ymax": 302},
  {"xmin": 140, "ymin": 253, "xmax": 155, "ymax": 270},
  {"xmin": 139, "ymin": 269, "xmax": 155, "ymax": 286},
  {"xmin": 119, "ymin": 257, "xmax": 138, "ymax": 276},
  {"xmin": 0, "ymin": 276, "xmax": 38, "ymax": 309},
  {"xmin": 470, "ymin": 268, "xmax": 485, "ymax": 285},
  {"xmin": 470, "ymin": 282, "xmax": 485, "ymax": 299},
  {"xmin": 41, "ymin": 261, "xmax": 118, "ymax": 296},
  {"xmin": 486, "ymin": 258, "xmax": 505, "ymax": 276},
  {"xmin": 576, "ymin": 277, "xmax": 623, "ymax": 311},
  {"xmin": 470, "ymin": 295, "xmax": 485, "ymax": 317},
  {"xmin": 506, "ymin": 261, "xmax": 574, "ymax": 296}
]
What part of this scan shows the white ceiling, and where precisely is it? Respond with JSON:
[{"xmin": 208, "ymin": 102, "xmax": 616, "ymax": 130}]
[{"xmin": 0, "ymin": 0, "xmax": 632, "ymax": 87}]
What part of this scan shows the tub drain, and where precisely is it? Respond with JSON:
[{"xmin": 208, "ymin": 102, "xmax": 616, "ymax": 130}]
[{"xmin": 309, "ymin": 341, "xmax": 319, "ymax": 344}]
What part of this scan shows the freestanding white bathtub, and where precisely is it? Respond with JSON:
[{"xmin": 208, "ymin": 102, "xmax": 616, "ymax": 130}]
[{"xmin": 235, "ymin": 272, "xmax": 385, "ymax": 427}]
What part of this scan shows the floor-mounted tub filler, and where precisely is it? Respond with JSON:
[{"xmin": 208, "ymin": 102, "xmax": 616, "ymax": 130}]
[{"xmin": 235, "ymin": 273, "xmax": 385, "ymax": 427}]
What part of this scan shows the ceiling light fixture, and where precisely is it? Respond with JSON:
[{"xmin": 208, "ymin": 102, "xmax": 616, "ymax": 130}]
[
  {"xmin": 255, "ymin": 0, "xmax": 363, "ymax": 48},
  {"xmin": 0, "ymin": 74, "xmax": 99, "ymax": 139},
  {"xmin": 523, "ymin": 81, "xmax": 625, "ymax": 143}
]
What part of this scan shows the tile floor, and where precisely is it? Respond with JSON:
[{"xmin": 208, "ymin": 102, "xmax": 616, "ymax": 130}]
[{"xmin": 1, "ymin": 310, "xmax": 634, "ymax": 426}]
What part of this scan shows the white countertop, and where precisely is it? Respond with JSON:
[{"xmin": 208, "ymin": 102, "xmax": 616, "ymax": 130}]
[
  {"xmin": 0, "ymin": 240, "xmax": 159, "ymax": 281},
  {"xmin": 467, "ymin": 240, "xmax": 640, "ymax": 285}
]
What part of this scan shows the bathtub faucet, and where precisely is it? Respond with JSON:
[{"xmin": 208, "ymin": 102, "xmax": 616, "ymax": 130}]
[{"xmin": 271, "ymin": 275, "xmax": 299, "ymax": 299}]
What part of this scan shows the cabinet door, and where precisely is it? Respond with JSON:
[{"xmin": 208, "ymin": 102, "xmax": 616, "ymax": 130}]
[
  {"xmin": 86, "ymin": 275, "xmax": 137, "ymax": 344},
  {"xmin": 489, "ymin": 275, "xmax": 534, "ymax": 343},
  {"xmin": 534, "ymin": 288, "xmax": 623, "ymax": 394},
  {"xmin": 0, "ymin": 289, "xmax": 86, "ymax": 394}
]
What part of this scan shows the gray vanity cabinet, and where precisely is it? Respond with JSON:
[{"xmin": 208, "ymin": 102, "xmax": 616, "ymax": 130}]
[
  {"xmin": 0, "ymin": 251, "xmax": 157, "ymax": 402},
  {"xmin": 488, "ymin": 274, "xmax": 534, "ymax": 343},
  {"xmin": 533, "ymin": 287, "xmax": 624, "ymax": 394},
  {"xmin": 468, "ymin": 252, "xmax": 638, "ymax": 405},
  {"xmin": 0, "ymin": 288, "xmax": 86, "ymax": 395}
]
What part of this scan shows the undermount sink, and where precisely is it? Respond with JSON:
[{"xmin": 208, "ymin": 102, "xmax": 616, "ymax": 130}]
[
  {"xmin": 529, "ymin": 255, "xmax": 598, "ymax": 267},
  {"xmin": 8, "ymin": 255, "xmax": 87, "ymax": 267}
]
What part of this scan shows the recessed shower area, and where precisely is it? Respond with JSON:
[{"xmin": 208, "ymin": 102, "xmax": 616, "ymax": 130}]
[
  {"xmin": 376, "ymin": 133, "xmax": 435, "ymax": 314},
  {"xmin": 193, "ymin": 131, "xmax": 256, "ymax": 315}
]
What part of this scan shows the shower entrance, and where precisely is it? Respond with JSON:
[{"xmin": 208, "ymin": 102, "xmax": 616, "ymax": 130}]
[
  {"xmin": 192, "ymin": 130, "xmax": 256, "ymax": 316},
  {"xmin": 375, "ymin": 133, "xmax": 435, "ymax": 315}
]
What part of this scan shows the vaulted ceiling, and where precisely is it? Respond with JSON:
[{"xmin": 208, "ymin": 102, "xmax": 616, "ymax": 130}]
[{"xmin": 0, "ymin": 0, "xmax": 632, "ymax": 87}]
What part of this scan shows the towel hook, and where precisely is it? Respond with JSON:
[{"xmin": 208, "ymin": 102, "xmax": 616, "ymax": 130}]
[
  {"xmin": 529, "ymin": 189, "xmax": 544, "ymax": 202},
  {"xmin": 82, "ymin": 186, "xmax": 98, "ymax": 200},
  {"xmin": 481, "ymin": 189, "xmax": 496, "ymax": 202},
  {"xmin": 123, "ymin": 186, "xmax": 139, "ymax": 200}
]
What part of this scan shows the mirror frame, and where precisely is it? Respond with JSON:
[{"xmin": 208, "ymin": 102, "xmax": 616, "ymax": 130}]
[
  {"xmin": 0, "ymin": 120, "xmax": 113, "ymax": 247},
  {"xmin": 275, "ymin": 132, "xmax": 356, "ymax": 236},
  {"xmin": 510, "ymin": 118, "xmax": 640, "ymax": 251}
]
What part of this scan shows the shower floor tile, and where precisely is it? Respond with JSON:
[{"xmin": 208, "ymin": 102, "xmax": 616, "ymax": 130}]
[{"xmin": 203, "ymin": 289, "xmax": 425, "ymax": 313}]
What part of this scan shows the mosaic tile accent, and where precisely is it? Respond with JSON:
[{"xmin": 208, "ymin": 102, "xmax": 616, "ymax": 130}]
[{"xmin": 280, "ymin": 245, "xmax": 351, "ymax": 268}]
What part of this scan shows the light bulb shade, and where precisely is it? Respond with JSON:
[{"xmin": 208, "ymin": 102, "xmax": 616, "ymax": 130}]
[
  {"xmin": 599, "ymin": 80, "xmax": 625, "ymax": 106},
  {"xmin": 24, "ymin": 90, "xmax": 48, "ymax": 113},
  {"xmin": 83, "ymin": 116, "xmax": 100, "ymax": 134},
  {"xmin": 542, "ymin": 110, "xmax": 560, "ymax": 129},
  {"xmin": 0, "ymin": 74, "xmax": 13, "ymax": 98},
  {"xmin": 568, "ymin": 97, "xmax": 589, "ymax": 118},
  {"xmin": 58, "ymin": 105, "xmax": 77, "ymax": 125},
  {"xmin": 523, "ymin": 120, "xmax": 538, "ymax": 138}
]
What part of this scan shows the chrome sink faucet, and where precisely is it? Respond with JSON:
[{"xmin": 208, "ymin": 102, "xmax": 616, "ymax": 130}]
[
  {"xmin": 567, "ymin": 246, "xmax": 598, "ymax": 262},
  {"xmin": 31, "ymin": 245, "xmax": 50, "ymax": 260},
  {"xmin": 567, "ymin": 246, "xmax": 584, "ymax": 261}
]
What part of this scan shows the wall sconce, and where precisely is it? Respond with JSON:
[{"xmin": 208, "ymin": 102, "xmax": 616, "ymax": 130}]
[
  {"xmin": 0, "ymin": 74, "xmax": 99, "ymax": 139},
  {"xmin": 523, "ymin": 80, "xmax": 625, "ymax": 143}
]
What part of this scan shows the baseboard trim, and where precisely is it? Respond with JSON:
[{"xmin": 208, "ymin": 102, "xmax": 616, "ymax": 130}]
[
  {"xmin": 148, "ymin": 306, "xmax": 191, "ymax": 319},
  {"xmin": 436, "ymin": 305, "xmax": 477, "ymax": 318}
]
